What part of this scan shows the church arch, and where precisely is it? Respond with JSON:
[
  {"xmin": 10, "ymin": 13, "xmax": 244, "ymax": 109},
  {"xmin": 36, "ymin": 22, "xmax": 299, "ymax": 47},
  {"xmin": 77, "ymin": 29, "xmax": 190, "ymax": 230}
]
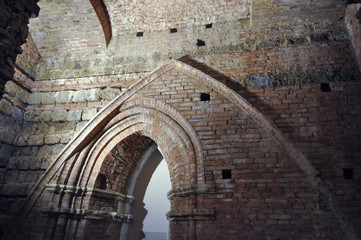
[{"xmin": 5, "ymin": 60, "xmax": 353, "ymax": 239}]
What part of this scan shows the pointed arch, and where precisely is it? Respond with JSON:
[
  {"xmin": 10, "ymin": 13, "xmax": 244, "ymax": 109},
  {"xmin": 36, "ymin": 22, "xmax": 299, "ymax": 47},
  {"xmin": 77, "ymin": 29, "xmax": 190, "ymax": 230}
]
[{"xmin": 5, "ymin": 59, "xmax": 325, "ymax": 239}]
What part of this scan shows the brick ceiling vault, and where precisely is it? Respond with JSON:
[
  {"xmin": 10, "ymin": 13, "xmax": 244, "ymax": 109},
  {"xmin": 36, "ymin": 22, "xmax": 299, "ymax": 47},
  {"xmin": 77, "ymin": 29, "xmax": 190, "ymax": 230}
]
[
  {"xmin": 89, "ymin": 0, "xmax": 112, "ymax": 46},
  {"xmin": 29, "ymin": 0, "xmax": 106, "ymax": 59}
]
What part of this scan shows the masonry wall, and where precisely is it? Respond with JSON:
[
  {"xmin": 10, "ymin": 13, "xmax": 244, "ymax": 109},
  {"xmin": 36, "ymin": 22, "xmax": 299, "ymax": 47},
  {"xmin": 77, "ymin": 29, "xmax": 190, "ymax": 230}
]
[
  {"xmin": 133, "ymin": 68, "xmax": 361, "ymax": 239},
  {"xmin": 0, "ymin": 0, "xmax": 361, "ymax": 238}
]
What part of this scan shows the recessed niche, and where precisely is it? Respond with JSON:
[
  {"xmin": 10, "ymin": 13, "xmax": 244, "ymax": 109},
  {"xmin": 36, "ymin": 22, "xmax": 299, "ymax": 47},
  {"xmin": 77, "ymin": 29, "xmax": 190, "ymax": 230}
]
[
  {"xmin": 200, "ymin": 92, "xmax": 210, "ymax": 101},
  {"xmin": 197, "ymin": 39, "xmax": 206, "ymax": 47},
  {"xmin": 96, "ymin": 174, "xmax": 107, "ymax": 190},
  {"xmin": 320, "ymin": 83, "xmax": 331, "ymax": 92},
  {"xmin": 136, "ymin": 31, "xmax": 144, "ymax": 37},
  {"xmin": 206, "ymin": 23, "xmax": 213, "ymax": 29},
  {"xmin": 222, "ymin": 169, "xmax": 232, "ymax": 179},
  {"xmin": 170, "ymin": 28, "xmax": 177, "ymax": 33},
  {"xmin": 343, "ymin": 168, "xmax": 354, "ymax": 180}
]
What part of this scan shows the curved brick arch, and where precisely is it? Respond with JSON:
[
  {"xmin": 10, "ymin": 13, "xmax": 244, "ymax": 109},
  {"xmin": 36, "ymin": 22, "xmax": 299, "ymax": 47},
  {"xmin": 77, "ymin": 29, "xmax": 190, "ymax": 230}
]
[
  {"xmin": 89, "ymin": 0, "xmax": 112, "ymax": 46},
  {"xmin": 7, "ymin": 60, "xmax": 350, "ymax": 240},
  {"xmin": 77, "ymin": 110, "xmax": 197, "ymax": 191}
]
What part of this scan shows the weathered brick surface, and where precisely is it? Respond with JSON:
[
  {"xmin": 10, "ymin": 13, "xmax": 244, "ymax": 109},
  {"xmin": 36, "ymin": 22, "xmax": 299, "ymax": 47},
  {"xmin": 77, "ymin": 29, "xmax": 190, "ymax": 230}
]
[
  {"xmin": 1, "ymin": 0, "xmax": 361, "ymax": 239},
  {"xmin": 6, "ymin": 61, "xmax": 361, "ymax": 239}
]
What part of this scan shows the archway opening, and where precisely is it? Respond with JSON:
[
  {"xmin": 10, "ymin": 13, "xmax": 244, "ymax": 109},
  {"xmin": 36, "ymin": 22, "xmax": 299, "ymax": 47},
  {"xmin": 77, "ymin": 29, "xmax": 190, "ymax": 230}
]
[{"xmin": 142, "ymin": 159, "xmax": 171, "ymax": 240}]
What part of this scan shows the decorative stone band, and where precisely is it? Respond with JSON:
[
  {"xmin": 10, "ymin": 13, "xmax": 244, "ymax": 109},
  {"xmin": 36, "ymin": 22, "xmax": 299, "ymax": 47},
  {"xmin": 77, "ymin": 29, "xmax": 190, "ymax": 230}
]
[
  {"xmin": 45, "ymin": 184, "xmax": 135, "ymax": 204},
  {"xmin": 40, "ymin": 207, "xmax": 133, "ymax": 223},
  {"xmin": 167, "ymin": 209, "xmax": 215, "ymax": 221},
  {"xmin": 167, "ymin": 184, "xmax": 215, "ymax": 200}
]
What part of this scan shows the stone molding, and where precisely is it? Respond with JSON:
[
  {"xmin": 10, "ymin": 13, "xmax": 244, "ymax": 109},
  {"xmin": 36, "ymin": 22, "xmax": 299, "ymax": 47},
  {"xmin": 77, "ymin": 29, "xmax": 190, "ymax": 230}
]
[
  {"xmin": 167, "ymin": 184, "xmax": 215, "ymax": 200},
  {"xmin": 41, "ymin": 207, "xmax": 133, "ymax": 223},
  {"xmin": 167, "ymin": 208, "xmax": 215, "ymax": 221},
  {"xmin": 45, "ymin": 184, "xmax": 135, "ymax": 203}
]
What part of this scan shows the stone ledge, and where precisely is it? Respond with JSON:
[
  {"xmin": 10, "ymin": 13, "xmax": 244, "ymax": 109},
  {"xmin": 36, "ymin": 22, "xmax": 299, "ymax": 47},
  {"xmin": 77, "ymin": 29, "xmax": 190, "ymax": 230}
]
[
  {"xmin": 167, "ymin": 208, "xmax": 215, "ymax": 221},
  {"xmin": 45, "ymin": 184, "xmax": 135, "ymax": 203},
  {"xmin": 40, "ymin": 207, "xmax": 132, "ymax": 223},
  {"xmin": 167, "ymin": 184, "xmax": 215, "ymax": 200}
]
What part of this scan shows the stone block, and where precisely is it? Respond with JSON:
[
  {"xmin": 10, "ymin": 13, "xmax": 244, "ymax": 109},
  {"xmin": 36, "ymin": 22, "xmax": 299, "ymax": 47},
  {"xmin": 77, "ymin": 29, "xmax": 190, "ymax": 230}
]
[
  {"xmin": 18, "ymin": 158, "xmax": 31, "ymax": 170},
  {"xmin": 60, "ymin": 134, "xmax": 74, "ymax": 144},
  {"xmin": 0, "ymin": 129, "xmax": 15, "ymax": 145},
  {"xmin": 66, "ymin": 110, "xmax": 82, "ymax": 121},
  {"xmin": 41, "ymin": 159, "xmax": 49, "ymax": 170},
  {"xmin": 246, "ymin": 74, "xmax": 274, "ymax": 87},
  {"xmin": 11, "ymin": 106, "xmax": 23, "ymax": 121},
  {"xmin": 4, "ymin": 81, "xmax": 18, "ymax": 97},
  {"xmin": 28, "ymin": 92, "xmax": 42, "ymax": 104},
  {"xmin": 16, "ymin": 88, "xmax": 30, "ymax": 103},
  {"xmin": 24, "ymin": 171, "xmax": 40, "ymax": 182},
  {"xmin": 0, "ymin": 99, "xmax": 13, "ymax": 115},
  {"xmin": 51, "ymin": 110, "xmax": 67, "ymax": 122},
  {"xmin": 86, "ymin": 89, "xmax": 100, "ymax": 102},
  {"xmin": 44, "ymin": 134, "xmax": 61, "ymax": 144},
  {"xmin": 41, "ymin": 92, "xmax": 55, "ymax": 104},
  {"xmin": 24, "ymin": 110, "xmax": 39, "ymax": 122},
  {"xmin": 73, "ymin": 91, "xmax": 86, "ymax": 102},
  {"xmin": 76, "ymin": 121, "xmax": 87, "ymax": 131},
  {"xmin": 39, "ymin": 110, "xmax": 52, "ymax": 122},
  {"xmin": 82, "ymin": 108, "xmax": 97, "ymax": 120},
  {"xmin": 0, "ymin": 143, "xmax": 13, "ymax": 159},
  {"xmin": 30, "ymin": 158, "xmax": 43, "ymax": 170},
  {"xmin": 6, "ymin": 157, "xmax": 19, "ymax": 170},
  {"xmin": 1, "ymin": 183, "xmax": 19, "ymax": 196},
  {"xmin": 28, "ymin": 135, "xmax": 44, "ymax": 145},
  {"xmin": 55, "ymin": 91, "xmax": 71, "ymax": 103},
  {"xmin": 99, "ymin": 87, "xmax": 121, "ymax": 100},
  {"xmin": 37, "ymin": 145, "xmax": 52, "ymax": 158},
  {"xmin": 52, "ymin": 144, "xmax": 65, "ymax": 156}
]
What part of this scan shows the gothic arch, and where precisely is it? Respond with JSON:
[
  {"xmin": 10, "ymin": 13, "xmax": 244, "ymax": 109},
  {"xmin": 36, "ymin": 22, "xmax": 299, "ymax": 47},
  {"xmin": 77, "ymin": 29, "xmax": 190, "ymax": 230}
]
[{"xmin": 5, "ymin": 59, "xmax": 356, "ymax": 239}]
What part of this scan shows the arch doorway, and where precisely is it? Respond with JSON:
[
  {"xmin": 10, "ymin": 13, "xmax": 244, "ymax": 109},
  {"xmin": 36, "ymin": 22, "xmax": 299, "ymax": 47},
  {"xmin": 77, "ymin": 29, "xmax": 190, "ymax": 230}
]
[{"xmin": 121, "ymin": 144, "xmax": 171, "ymax": 240}]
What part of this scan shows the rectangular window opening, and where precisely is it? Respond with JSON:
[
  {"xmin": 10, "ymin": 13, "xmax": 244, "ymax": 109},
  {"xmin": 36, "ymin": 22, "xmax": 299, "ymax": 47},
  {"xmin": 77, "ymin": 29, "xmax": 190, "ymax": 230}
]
[
  {"xmin": 170, "ymin": 28, "xmax": 177, "ymax": 33},
  {"xmin": 222, "ymin": 169, "xmax": 232, "ymax": 179},
  {"xmin": 197, "ymin": 39, "xmax": 206, "ymax": 47},
  {"xmin": 320, "ymin": 83, "xmax": 331, "ymax": 92},
  {"xmin": 206, "ymin": 23, "xmax": 213, "ymax": 29},
  {"xmin": 343, "ymin": 168, "xmax": 354, "ymax": 180},
  {"xmin": 200, "ymin": 92, "xmax": 210, "ymax": 101},
  {"xmin": 136, "ymin": 31, "xmax": 144, "ymax": 37}
]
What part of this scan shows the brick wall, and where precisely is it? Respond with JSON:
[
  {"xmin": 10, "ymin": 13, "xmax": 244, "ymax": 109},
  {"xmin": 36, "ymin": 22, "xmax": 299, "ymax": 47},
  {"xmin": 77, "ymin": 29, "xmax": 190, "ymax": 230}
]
[{"xmin": 1, "ymin": 0, "xmax": 361, "ymax": 239}]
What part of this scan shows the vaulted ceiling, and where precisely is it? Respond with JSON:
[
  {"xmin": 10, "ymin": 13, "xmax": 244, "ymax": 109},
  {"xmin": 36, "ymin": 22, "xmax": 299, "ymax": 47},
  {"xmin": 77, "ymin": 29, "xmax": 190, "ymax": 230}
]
[{"xmin": 29, "ymin": 0, "xmax": 250, "ymax": 60}]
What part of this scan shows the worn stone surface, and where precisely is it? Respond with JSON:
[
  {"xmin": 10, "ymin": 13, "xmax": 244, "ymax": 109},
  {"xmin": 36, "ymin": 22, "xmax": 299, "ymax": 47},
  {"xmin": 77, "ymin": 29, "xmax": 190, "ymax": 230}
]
[{"xmin": 82, "ymin": 108, "xmax": 98, "ymax": 121}]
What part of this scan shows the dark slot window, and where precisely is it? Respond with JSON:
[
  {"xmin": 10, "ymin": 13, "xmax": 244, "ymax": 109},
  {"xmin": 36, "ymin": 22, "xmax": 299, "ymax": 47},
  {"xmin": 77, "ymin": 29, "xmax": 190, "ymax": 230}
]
[
  {"xmin": 197, "ymin": 39, "xmax": 206, "ymax": 47},
  {"xmin": 136, "ymin": 31, "xmax": 144, "ymax": 37},
  {"xmin": 222, "ymin": 169, "xmax": 232, "ymax": 179},
  {"xmin": 200, "ymin": 93, "xmax": 210, "ymax": 101},
  {"xmin": 320, "ymin": 83, "xmax": 331, "ymax": 92},
  {"xmin": 343, "ymin": 168, "xmax": 354, "ymax": 180},
  {"xmin": 170, "ymin": 28, "xmax": 177, "ymax": 33},
  {"xmin": 206, "ymin": 23, "xmax": 213, "ymax": 29},
  {"xmin": 96, "ymin": 174, "xmax": 107, "ymax": 189}
]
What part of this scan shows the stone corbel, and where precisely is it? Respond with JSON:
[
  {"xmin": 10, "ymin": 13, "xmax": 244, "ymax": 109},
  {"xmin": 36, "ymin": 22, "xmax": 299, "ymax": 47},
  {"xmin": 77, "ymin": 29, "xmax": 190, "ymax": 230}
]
[
  {"xmin": 167, "ymin": 208, "xmax": 215, "ymax": 221},
  {"xmin": 167, "ymin": 184, "xmax": 215, "ymax": 200}
]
